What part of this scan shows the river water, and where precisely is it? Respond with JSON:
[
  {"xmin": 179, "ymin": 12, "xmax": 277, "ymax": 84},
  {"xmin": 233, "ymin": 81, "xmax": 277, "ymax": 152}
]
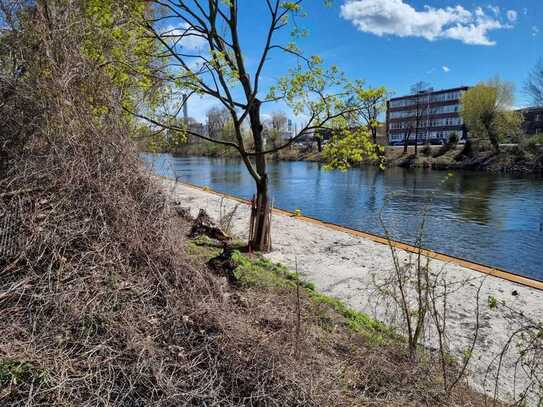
[{"xmin": 144, "ymin": 154, "xmax": 543, "ymax": 281}]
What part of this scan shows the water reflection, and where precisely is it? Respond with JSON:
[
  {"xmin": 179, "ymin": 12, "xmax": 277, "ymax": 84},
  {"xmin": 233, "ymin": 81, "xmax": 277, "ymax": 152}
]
[
  {"xmin": 447, "ymin": 175, "xmax": 497, "ymax": 224},
  {"xmin": 144, "ymin": 154, "xmax": 543, "ymax": 280}
]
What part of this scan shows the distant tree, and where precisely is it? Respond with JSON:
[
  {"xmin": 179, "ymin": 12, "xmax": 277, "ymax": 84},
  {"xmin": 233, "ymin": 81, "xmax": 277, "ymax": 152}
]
[
  {"xmin": 408, "ymin": 81, "xmax": 432, "ymax": 156},
  {"xmin": 348, "ymin": 85, "xmax": 387, "ymax": 145},
  {"xmin": 206, "ymin": 106, "xmax": 234, "ymax": 142},
  {"xmin": 314, "ymin": 131, "xmax": 324, "ymax": 152},
  {"xmin": 461, "ymin": 79, "xmax": 523, "ymax": 153},
  {"xmin": 264, "ymin": 111, "xmax": 288, "ymax": 150},
  {"xmin": 525, "ymin": 59, "xmax": 543, "ymax": 106},
  {"xmin": 206, "ymin": 107, "xmax": 228, "ymax": 137},
  {"xmin": 403, "ymin": 124, "xmax": 413, "ymax": 154},
  {"xmin": 269, "ymin": 111, "xmax": 288, "ymax": 131},
  {"xmin": 411, "ymin": 81, "xmax": 432, "ymax": 94},
  {"xmin": 144, "ymin": 116, "xmax": 200, "ymax": 152},
  {"xmin": 133, "ymin": 1, "xmax": 381, "ymax": 251}
]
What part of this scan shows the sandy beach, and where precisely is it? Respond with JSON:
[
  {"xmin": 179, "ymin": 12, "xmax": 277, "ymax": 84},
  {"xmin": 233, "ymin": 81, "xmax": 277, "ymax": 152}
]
[{"xmin": 161, "ymin": 178, "xmax": 543, "ymax": 404}]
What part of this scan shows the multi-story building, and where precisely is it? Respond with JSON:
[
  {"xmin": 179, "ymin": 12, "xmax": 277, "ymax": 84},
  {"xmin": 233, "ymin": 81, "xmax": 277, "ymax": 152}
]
[
  {"xmin": 386, "ymin": 86, "xmax": 470, "ymax": 145},
  {"xmin": 517, "ymin": 106, "xmax": 543, "ymax": 135}
]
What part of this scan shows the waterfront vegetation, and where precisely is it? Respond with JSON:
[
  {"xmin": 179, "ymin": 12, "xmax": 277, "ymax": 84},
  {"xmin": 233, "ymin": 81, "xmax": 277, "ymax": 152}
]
[
  {"xmin": 154, "ymin": 80, "xmax": 543, "ymax": 174},
  {"xmin": 153, "ymin": 73, "xmax": 543, "ymax": 175},
  {"xmin": 1, "ymin": 0, "xmax": 542, "ymax": 406},
  {"xmin": 161, "ymin": 134, "xmax": 543, "ymax": 174}
]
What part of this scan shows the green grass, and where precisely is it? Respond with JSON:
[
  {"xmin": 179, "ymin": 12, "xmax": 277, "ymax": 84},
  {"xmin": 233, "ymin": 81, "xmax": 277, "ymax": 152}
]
[
  {"xmin": 0, "ymin": 359, "xmax": 42, "ymax": 387},
  {"xmin": 228, "ymin": 250, "xmax": 397, "ymax": 344},
  {"xmin": 231, "ymin": 250, "xmax": 312, "ymax": 289},
  {"xmin": 306, "ymin": 289, "xmax": 396, "ymax": 343},
  {"xmin": 186, "ymin": 236, "xmax": 223, "ymax": 261},
  {"xmin": 184, "ymin": 239, "xmax": 399, "ymax": 345}
]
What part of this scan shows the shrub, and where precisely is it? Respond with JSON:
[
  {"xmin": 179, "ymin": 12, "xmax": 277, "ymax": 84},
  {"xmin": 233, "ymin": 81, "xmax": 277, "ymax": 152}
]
[
  {"xmin": 520, "ymin": 134, "xmax": 543, "ymax": 155},
  {"xmin": 448, "ymin": 133, "xmax": 459, "ymax": 145},
  {"xmin": 434, "ymin": 134, "xmax": 459, "ymax": 158},
  {"xmin": 422, "ymin": 143, "xmax": 432, "ymax": 156}
]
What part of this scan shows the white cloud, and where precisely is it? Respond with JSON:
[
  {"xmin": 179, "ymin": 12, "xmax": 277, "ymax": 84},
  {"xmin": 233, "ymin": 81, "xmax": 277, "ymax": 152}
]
[
  {"xmin": 442, "ymin": 65, "xmax": 450, "ymax": 72},
  {"xmin": 443, "ymin": 17, "xmax": 504, "ymax": 45},
  {"xmin": 161, "ymin": 24, "xmax": 207, "ymax": 51},
  {"xmin": 340, "ymin": 0, "xmax": 513, "ymax": 46},
  {"xmin": 487, "ymin": 5, "xmax": 500, "ymax": 16},
  {"xmin": 533, "ymin": 26, "xmax": 540, "ymax": 37},
  {"xmin": 506, "ymin": 10, "xmax": 518, "ymax": 23},
  {"xmin": 523, "ymin": 8, "xmax": 528, "ymax": 16}
]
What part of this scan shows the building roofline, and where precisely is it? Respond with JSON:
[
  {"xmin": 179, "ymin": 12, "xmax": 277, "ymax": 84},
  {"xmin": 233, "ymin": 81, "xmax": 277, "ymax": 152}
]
[
  {"xmin": 389, "ymin": 86, "xmax": 470, "ymax": 102},
  {"xmin": 516, "ymin": 106, "xmax": 543, "ymax": 112}
]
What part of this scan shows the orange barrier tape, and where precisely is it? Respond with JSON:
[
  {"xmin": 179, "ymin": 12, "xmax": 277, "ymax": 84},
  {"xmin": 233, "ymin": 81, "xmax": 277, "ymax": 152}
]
[{"xmin": 165, "ymin": 177, "xmax": 543, "ymax": 291}]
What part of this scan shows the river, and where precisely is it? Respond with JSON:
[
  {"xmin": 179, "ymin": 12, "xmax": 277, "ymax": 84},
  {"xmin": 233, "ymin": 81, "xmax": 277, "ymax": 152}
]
[{"xmin": 144, "ymin": 154, "xmax": 543, "ymax": 281}]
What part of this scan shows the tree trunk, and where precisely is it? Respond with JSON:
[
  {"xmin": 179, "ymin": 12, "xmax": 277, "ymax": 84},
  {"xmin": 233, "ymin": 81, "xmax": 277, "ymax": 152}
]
[
  {"xmin": 489, "ymin": 131, "xmax": 500, "ymax": 153},
  {"xmin": 249, "ymin": 178, "xmax": 271, "ymax": 252},
  {"xmin": 247, "ymin": 99, "xmax": 272, "ymax": 252},
  {"xmin": 462, "ymin": 139, "xmax": 474, "ymax": 157},
  {"xmin": 482, "ymin": 117, "xmax": 499, "ymax": 154}
]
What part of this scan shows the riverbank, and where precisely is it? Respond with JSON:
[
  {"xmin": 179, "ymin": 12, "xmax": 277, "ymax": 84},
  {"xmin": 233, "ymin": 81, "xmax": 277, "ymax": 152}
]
[
  {"xmin": 161, "ymin": 178, "xmax": 543, "ymax": 404},
  {"xmin": 388, "ymin": 144, "xmax": 543, "ymax": 174},
  {"xmin": 168, "ymin": 141, "xmax": 543, "ymax": 174}
]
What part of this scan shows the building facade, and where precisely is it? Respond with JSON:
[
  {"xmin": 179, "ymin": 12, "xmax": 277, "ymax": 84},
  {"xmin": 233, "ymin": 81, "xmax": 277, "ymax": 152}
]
[
  {"xmin": 517, "ymin": 107, "xmax": 543, "ymax": 135},
  {"xmin": 386, "ymin": 86, "xmax": 469, "ymax": 145}
]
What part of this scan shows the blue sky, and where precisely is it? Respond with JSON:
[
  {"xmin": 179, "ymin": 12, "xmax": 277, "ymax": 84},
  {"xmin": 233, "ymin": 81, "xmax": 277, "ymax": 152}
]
[{"xmin": 184, "ymin": 0, "xmax": 542, "ymax": 122}]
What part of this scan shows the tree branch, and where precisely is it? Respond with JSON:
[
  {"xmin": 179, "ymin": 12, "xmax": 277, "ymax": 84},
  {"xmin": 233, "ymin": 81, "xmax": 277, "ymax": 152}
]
[{"xmin": 126, "ymin": 108, "xmax": 241, "ymax": 150}]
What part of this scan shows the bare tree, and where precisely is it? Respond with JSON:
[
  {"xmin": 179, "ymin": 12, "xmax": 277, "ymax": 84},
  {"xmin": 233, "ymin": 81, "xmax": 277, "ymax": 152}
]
[
  {"xmin": 403, "ymin": 122, "xmax": 413, "ymax": 154},
  {"xmin": 409, "ymin": 81, "xmax": 432, "ymax": 156},
  {"xmin": 133, "ymin": 1, "xmax": 376, "ymax": 251},
  {"xmin": 269, "ymin": 111, "xmax": 287, "ymax": 131},
  {"xmin": 206, "ymin": 106, "xmax": 230, "ymax": 140},
  {"xmin": 375, "ymin": 206, "xmax": 482, "ymax": 396},
  {"xmin": 263, "ymin": 111, "xmax": 288, "ymax": 151},
  {"xmin": 525, "ymin": 59, "xmax": 543, "ymax": 106}
]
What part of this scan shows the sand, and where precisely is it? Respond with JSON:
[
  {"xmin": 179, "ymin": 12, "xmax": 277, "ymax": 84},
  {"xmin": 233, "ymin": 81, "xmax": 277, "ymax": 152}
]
[{"xmin": 161, "ymin": 178, "xmax": 542, "ymax": 404}]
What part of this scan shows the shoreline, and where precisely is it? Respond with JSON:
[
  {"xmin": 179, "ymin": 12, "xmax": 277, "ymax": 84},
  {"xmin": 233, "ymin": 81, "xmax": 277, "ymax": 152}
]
[
  {"xmin": 161, "ymin": 143, "xmax": 543, "ymax": 176},
  {"xmin": 165, "ymin": 178, "xmax": 542, "ymax": 290},
  {"xmin": 161, "ymin": 177, "xmax": 543, "ymax": 404}
]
